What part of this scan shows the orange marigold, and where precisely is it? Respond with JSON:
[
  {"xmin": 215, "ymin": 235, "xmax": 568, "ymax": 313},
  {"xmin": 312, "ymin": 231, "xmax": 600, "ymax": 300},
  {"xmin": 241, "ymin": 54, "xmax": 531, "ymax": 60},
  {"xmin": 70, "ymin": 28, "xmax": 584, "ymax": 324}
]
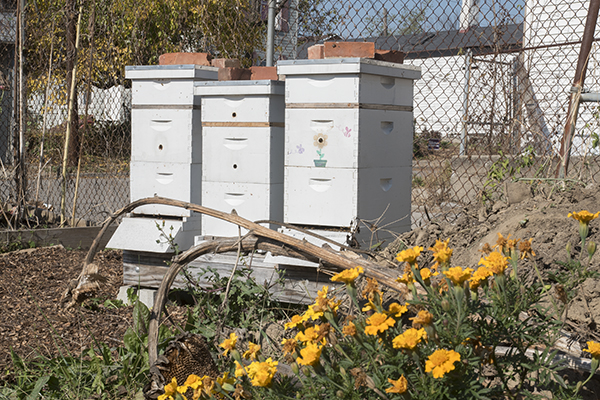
[
  {"xmin": 364, "ymin": 312, "xmax": 396, "ymax": 335},
  {"xmin": 479, "ymin": 251, "xmax": 509, "ymax": 275},
  {"xmin": 425, "ymin": 349, "xmax": 461, "ymax": 378}
]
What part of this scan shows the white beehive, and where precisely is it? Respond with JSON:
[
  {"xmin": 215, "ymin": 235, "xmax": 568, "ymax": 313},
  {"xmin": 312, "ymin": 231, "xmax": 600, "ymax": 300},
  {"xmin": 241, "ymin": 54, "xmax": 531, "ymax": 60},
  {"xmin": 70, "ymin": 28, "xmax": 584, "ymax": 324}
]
[
  {"xmin": 277, "ymin": 58, "xmax": 420, "ymax": 247},
  {"xmin": 194, "ymin": 80, "xmax": 285, "ymax": 237}
]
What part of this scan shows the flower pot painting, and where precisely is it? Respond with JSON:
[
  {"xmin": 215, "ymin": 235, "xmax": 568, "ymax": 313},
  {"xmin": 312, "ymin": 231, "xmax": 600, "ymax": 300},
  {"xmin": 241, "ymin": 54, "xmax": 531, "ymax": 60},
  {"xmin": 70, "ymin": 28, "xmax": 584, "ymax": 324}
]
[{"xmin": 313, "ymin": 133, "xmax": 328, "ymax": 167}]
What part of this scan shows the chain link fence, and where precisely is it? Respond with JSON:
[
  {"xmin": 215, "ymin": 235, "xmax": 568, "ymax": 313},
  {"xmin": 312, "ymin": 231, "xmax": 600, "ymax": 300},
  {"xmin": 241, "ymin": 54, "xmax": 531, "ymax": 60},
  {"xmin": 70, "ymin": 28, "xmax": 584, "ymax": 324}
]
[{"xmin": 1, "ymin": 0, "xmax": 599, "ymax": 230}]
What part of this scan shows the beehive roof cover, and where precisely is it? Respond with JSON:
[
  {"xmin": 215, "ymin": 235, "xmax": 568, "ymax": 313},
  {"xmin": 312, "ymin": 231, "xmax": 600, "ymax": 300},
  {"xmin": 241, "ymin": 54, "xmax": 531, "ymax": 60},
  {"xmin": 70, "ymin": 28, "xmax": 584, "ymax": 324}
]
[
  {"xmin": 277, "ymin": 58, "xmax": 421, "ymax": 80},
  {"xmin": 125, "ymin": 64, "xmax": 218, "ymax": 80},
  {"xmin": 194, "ymin": 80, "xmax": 285, "ymax": 96}
]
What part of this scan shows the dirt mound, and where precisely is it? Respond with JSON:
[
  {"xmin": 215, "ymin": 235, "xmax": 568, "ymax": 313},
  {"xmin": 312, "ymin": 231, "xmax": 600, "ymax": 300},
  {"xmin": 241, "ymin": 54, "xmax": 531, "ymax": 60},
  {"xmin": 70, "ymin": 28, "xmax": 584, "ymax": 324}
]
[{"xmin": 380, "ymin": 181, "xmax": 600, "ymax": 344}]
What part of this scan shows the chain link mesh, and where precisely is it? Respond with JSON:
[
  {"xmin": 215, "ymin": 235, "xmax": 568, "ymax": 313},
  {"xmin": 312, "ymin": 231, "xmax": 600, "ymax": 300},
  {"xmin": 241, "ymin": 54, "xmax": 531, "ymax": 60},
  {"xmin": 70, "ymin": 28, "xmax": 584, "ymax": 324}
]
[{"xmin": 1, "ymin": 0, "xmax": 598, "ymax": 229}]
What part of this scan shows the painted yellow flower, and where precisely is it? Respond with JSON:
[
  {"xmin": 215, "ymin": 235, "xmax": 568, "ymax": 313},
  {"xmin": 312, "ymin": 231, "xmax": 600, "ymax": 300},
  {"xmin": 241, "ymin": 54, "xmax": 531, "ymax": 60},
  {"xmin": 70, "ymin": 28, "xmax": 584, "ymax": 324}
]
[
  {"xmin": 331, "ymin": 266, "xmax": 364, "ymax": 284},
  {"xmin": 443, "ymin": 266, "xmax": 474, "ymax": 286},
  {"xmin": 583, "ymin": 341, "xmax": 600, "ymax": 359},
  {"xmin": 243, "ymin": 342, "xmax": 261, "ymax": 360},
  {"xmin": 568, "ymin": 210, "xmax": 600, "ymax": 224},
  {"xmin": 219, "ymin": 332, "xmax": 238, "ymax": 356},
  {"xmin": 425, "ymin": 349, "xmax": 461, "ymax": 378},
  {"xmin": 479, "ymin": 251, "xmax": 509, "ymax": 275},
  {"xmin": 281, "ymin": 338, "xmax": 298, "ymax": 355},
  {"xmin": 364, "ymin": 312, "xmax": 396, "ymax": 335},
  {"xmin": 246, "ymin": 357, "xmax": 278, "ymax": 387},
  {"xmin": 385, "ymin": 375, "xmax": 408, "ymax": 394},
  {"xmin": 342, "ymin": 321, "xmax": 357, "ymax": 336},
  {"xmin": 469, "ymin": 266, "xmax": 492, "ymax": 289},
  {"xmin": 396, "ymin": 246, "xmax": 424, "ymax": 265},
  {"xmin": 296, "ymin": 342, "xmax": 323, "ymax": 366},
  {"xmin": 387, "ymin": 302, "xmax": 408, "ymax": 318},
  {"xmin": 392, "ymin": 328, "xmax": 427, "ymax": 350},
  {"xmin": 518, "ymin": 238, "xmax": 536, "ymax": 259},
  {"xmin": 410, "ymin": 310, "xmax": 434, "ymax": 327}
]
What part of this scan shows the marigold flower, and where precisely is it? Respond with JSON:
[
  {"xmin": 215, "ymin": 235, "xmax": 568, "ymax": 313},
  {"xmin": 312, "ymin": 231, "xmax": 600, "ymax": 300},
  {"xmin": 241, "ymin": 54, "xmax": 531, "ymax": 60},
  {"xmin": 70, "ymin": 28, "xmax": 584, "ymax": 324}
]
[
  {"xmin": 243, "ymin": 342, "xmax": 261, "ymax": 360},
  {"xmin": 387, "ymin": 302, "xmax": 408, "ymax": 318},
  {"xmin": 385, "ymin": 376, "xmax": 408, "ymax": 394},
  {"xmin": 246, "ymin": 357, "xmax": 278, "ymax": 387},
  {"xmin": 494, "ymin": 233, "xmax": 510, "ymax": 255},
  {"xmin": 443, "ymin": 266, "xmax": 474, "ymax": 286},
  {"xmin": 396, "ymin": 271, "xmax": 415, "ymax": 285},
  {"xmin": 296, "ymin": 342, "xmax": 323, "ymax": 366},
  {"xmin": 469, "ymin": 266, "xmax": 492, "ymax": 289},
  {"xmin": 361, "ymin": 297, "xmax": 379, "ymax": 313},
  {"xmin": 518, "ymin": 238, "xmax": 536, "ymax": 259},
  {"xmin": 361, "ymin": 277, "xmax": 380, "ymax": 299},
  {"xmin": 479, "ymin": 242, "xmax": 493, "ymax": 254},
  {"xmin": 284, "ymin": 314, "xmax": 306, "ymax": 330},
  {"xmin": 479, "ymin": 251, "xmax": 509, "ymax": 275},
  {"xmin": 183, "ymin": 374, "xmax": 204, "ymax": 391},
  {"xmin": 217, "ymin": 372, "xmax": 235, "ymax": 390},
  {"xmin": 233, "ymin": 383, "xmax": 252, "ymax": 400},
  {"xmin": 295, "ymin": 326, "xmax": 319, "ymax": 343},
  {"xmin": 430, "ymin": 239, "xmax": 453, "ymax": 270},
  {"xmin": 331, "ymin": 266, "xmax": 364, "ymax": 284},
  {"xmin": 396, "ymin": 246, "xmax": 424, "ymax": 265},
  {"xmin": 392, "ymin": 328, "xmax": 427, "ymax": 350},
  {"xmin": 425, "ymin": 349, "xmax": 461, "ymax": 378},
  {"xmin": 342, "ymin": 321, "xmax": 357, "ymax": 336},
  {"xmin": 158, "ymin": 377, "xmax": 179, "ymax": 400},
  {"xmin": 364, "ymin": 312, "xmax": 396, "ymax": 335},
  {"xmin": 234, "ymin": 361, "xmax": 246, "ymax": 378},
  {"xmin": 220, "ymin": 332, "xmax": 238, "ymax": 356},
  {"xmin": 410, "ymin": 310, "xmax": 434, "ymax": 327},
  {"xmin": 583, "ymin": 341, "xmax": 600, "ymax": 359},
  {"xmin": 281, "ymin": 338, "xmax": 298, "ymax": 355},
  {"xmin": 568, "ymin": 210, "xmax": 600, "ymax": 224},
  {"xmin": 419, "ymin": 267, "xmax": 437, "ymax": 282}
]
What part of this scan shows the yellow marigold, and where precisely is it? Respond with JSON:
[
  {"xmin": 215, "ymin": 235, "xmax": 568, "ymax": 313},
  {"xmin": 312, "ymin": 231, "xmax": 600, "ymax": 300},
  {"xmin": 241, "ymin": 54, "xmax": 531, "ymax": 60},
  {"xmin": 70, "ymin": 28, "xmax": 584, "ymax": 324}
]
[
  {"xmin": 396, "ymin": 246, "xmax": 424, "ymax": 265},
  {"xmin": 507, "ymin": 237, "xmax": 520, "ymax": 251},
  {"xmin": 568, "ymin": 210, "xmax": 600, "ymax": 224},
  {"xmin": 387, "ymin": 302, "xmax": 408, "ymax": 318},
  {"xmin": 217, "ymin": 372, "xmax": 235, "ymax": 390},
  {"xmin": 385, "ymin": 376, "xmax": 408, "ymax": 394},
  {"xmin": 443, "ymin": 266, "xmax": 474, "ymax": 286},
  {"xmin": 364, "ymin": 312, "xmax": 396, "ymax": 335},
  {"xmin": 494, "ymin": 233, "xmax": 510, "ymax": 254},
  {"xmin": 342, "ymin": 321, "xmax": 357, "ymax": 336},
  {"xmin": 220, "ymin": 332, "xmax": 238, "ymax": 356},
  {"xmin": 183, "ymin": 374, "xmax": 204, "ymax": 391},
  {"xmin": 583, "ymin": 341, "xmax": 600, "ymax": 359},
  {"xmin": 361, "ymin": 277, "xmax": 380, "ymax": 299},
  {"xmin": 519, "ymin": 238, "xmax": 536, "ymax": 259},
  {"xmin": 419, "ymin": 267, "xmax": 437, "ymax": 282},
  {"xmin": 361, "ymin": 297, "xmax": 379, "ymax": 313},
  {"xmin": 410, "ymin": 310, "xmax": 434, "ymax": 327},
  {"xmin": 392, "ymin": 328, "xmax": 427, "ymax": 350},
  {"xmin": 284, "ymin": 314, "xmax": 306, "ymax": 330},
  {"xmin": 429, "ymin": 239, "xmax": 453, "ymax": 269},
  {"xmin": 479, "ymin": 251, "xmax": 509, "ymax": 275},
  {"xmin": 309, "ymin": 286, "xmax": 341, "ymax": 318},
  {"xmin": 296, "ymin": 342, "xmax": 323, "ymax": 366},
  {"xmin": 281, "ymin": 338, "xmax": 298, "ymax": 355},
  {"xmin": 469, "ymin": 266, "xmax": 492, "ymax": 289},
  {"xmin": 246, "ymin": 357, "xmax": 278, "ymax": 387},
  {"xmin": 479, "ymin": 242, "xmax": 493, "ymax": 255},
  {"xmin": 331, "ymin": 266, "xmax": 364, "ymax": 284},
  {"xmin": 157, "ymin": 377, "xmax": 180, "ymax": 400},
  {"xmin": 425, "ymin": 349, "xmax": 461, "ymax": 378},
  {"xmin": 396, "ymin": 271, "xmax": 415, "ymax": 285},
  {"xmin": 234, "ymin": 361, "xmax": 246, "ymax": 378},
  {"xmin": 295, "ymin": 326, "xmax": 319, "ymax": 343},
  {"xmin": 243, "ymin": 342, "xmax": 261, "ymax": 360}
]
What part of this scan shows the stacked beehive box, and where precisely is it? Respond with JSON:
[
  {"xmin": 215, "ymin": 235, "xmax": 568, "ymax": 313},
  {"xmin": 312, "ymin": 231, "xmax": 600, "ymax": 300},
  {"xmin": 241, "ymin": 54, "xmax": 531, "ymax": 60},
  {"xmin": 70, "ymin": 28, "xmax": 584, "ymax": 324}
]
[
  {"xmin": 194, "ymin": 80, "xmax": 285, "ymax": 237},
  {"xmin": 277, "ymin": 58, "xmax": 421, "ymax": 248},
  {"xmin": 107, "ymin": 65, "xmax": 217, "ymax": 253}
]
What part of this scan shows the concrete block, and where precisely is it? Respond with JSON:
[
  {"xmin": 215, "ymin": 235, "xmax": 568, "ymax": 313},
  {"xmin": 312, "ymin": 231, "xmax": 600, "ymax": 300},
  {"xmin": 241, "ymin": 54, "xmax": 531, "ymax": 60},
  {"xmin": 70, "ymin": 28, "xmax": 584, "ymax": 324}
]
[
  {"xmin": 307, "ymin": 44, "xmax": 324, "ymax": 59},
  {"xmin": 250, "ymin": 66, "xmax": 278, "ymax": 80},
  {"xmin": 159, "ymin": 52, "xmax": 212, "ymax": 66},
  {"xmin": 211, "ymin": 58, "xmax": 241, "ymax": 68},
  {"xmin": 374, "ymin": 49, "xmax": 405, "ymax": 64},
  {"xmin": 218, "ymin": 67, "xmax": 252, "ymax": 81},
  {"xmin": 324, "ymin": 41, "xmax": 375, "ymax": 58}
]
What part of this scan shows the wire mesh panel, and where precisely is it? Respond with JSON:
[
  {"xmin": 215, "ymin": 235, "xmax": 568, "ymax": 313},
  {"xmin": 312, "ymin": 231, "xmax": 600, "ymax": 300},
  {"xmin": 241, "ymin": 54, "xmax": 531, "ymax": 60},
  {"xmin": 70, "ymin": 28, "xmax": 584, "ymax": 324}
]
[{"xmin": 1, "ymin": 0, "xmax": 598, "ymax": 232}]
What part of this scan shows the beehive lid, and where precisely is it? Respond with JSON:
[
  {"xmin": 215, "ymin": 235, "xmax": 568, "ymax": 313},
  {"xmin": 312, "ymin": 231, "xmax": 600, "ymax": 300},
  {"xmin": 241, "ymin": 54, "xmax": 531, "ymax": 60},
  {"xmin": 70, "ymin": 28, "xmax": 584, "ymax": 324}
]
[
  {"xmin": 277, "ymin": 58, "xmax": 421, "ymax": 80},
  {"xmin": 125, "ymin": 64, "xmax": 218, "ymax": 80},
  {"xmin": 194, "ymin": 80, "xmax": 285, "ymax": 96}
]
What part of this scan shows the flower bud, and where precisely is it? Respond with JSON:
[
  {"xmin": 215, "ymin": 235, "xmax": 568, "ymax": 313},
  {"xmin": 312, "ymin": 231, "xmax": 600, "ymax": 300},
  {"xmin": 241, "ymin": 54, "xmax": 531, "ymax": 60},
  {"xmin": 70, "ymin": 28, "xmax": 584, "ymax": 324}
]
[
  {"xmin": 587, "ymin": 241, "xmax": 597, "ymax": 258},
  {"xmin": 336, "ymin": 391, "xmax": 345, "ymax": 398},
  {"xmin": 291, "ymin": 362, "xmax": 299, "ymax": 375},
  {"xmin": 441, "ymin": 299, "xmax": 450, "ymax": 311},
  {"xmin": 566, "ymin": 242, "xmax": 572, "ymax": 257}
]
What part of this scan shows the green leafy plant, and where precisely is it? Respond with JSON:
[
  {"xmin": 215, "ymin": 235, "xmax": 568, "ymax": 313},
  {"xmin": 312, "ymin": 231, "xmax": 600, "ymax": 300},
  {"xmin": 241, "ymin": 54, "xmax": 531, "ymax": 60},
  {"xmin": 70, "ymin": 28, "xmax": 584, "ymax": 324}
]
[{"xmin": 481, "ymin": 145, "xmax": 536, "ymax": 203}]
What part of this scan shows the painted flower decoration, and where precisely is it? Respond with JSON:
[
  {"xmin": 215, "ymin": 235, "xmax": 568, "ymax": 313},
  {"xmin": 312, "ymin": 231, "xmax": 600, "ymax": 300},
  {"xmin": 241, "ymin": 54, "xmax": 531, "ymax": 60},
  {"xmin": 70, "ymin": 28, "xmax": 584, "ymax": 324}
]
[
  {"xmin": 396, "ymin": 246, "xmax": 424, "ymax": 265},
  {"xmin": 425, "ymin": 349, "xmax": 461, "ymax": 378},
  {"xmin": 443, "ymin": 266, "xmax": 474, "ymax": 286},
  {"xmin": 296, "ymin": 342, "xmax": 323, "ymax": 366},
  {"xmin": 479, "ymin": 251, "xmax": 509, "ymax": 275},
  {"xmin": 243, "ymin": 342, "xmax": 261, "ymax": 360},
  {"xmin": 331, "ymin": 266, "xmax": 364, "ymax": 285},
  {"xmin": 410, "ymin": 310, "xmax": 434, "ymax": 327},
  {"xmin": 568, "ymin": 210, "xmax": 600, "ymax": 224},
  {"xmin": 364, "ymin": 312, "xmax": 396, "ymax": 335},
  {"xmin": 392, "ymin": 328, "xmax": 427, "ymax": 350},
  {"xmin": 220, "ymin": 332, "xmax": 238, "ymax": 356},
  {"xmin": 313, "ymin": 133, "xmax": 328, "ymax": 149},
  {"xmin": 385, "ymin": 376, "xmax": 408, "ymax": 394},
  {"xmin": 583, "ymin": 341, "xmax": 600, "ymax": 359},
  {"xmin": 246, "ymin": 357, "xmax": 278, "ymax": 387}
]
